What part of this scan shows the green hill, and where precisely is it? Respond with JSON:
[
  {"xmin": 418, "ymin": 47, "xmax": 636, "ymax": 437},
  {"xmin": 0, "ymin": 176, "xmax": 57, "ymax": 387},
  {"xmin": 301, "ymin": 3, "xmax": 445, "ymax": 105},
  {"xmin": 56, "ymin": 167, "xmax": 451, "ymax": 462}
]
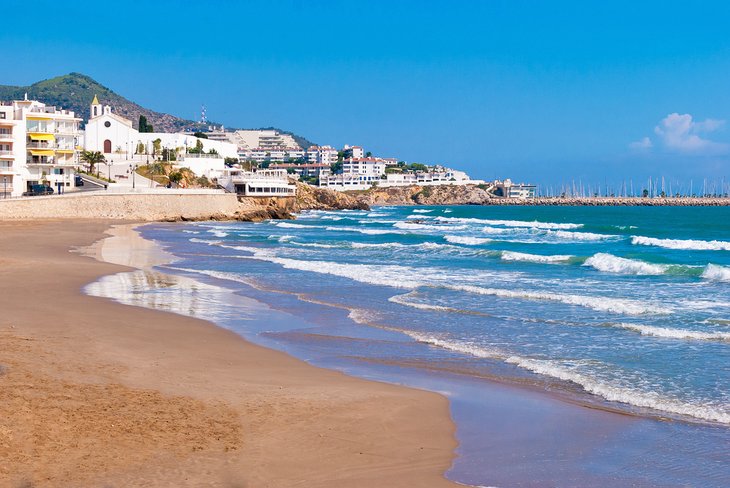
[{"xmin": 0, "ymin": 73, "xmax": 315, "ymax": 147}]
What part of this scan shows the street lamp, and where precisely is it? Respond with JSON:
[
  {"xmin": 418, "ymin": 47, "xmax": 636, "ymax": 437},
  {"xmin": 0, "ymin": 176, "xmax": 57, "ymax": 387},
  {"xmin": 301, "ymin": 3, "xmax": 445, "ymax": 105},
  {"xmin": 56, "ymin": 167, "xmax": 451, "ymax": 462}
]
[
  {"xmin": 3, "ymin": 176, "xmax": 6, "ymax": 199},
  {"xmin": 130, "ymin": 163, "xmax": 138, "ymax": 189}
]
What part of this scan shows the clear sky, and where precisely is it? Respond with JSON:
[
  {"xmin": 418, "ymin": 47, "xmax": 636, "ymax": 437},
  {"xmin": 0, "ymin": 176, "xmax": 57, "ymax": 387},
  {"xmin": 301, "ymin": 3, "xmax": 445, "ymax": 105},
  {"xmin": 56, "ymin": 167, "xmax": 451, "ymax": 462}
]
[{"xmin": 3, "ymin": 0, "xmax": 730, "ymax": 188}]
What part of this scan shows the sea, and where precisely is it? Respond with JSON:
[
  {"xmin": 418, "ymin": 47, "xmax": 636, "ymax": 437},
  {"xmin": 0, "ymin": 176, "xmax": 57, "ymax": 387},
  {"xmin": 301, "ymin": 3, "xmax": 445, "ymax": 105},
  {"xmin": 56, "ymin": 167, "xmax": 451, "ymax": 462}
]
[{"xmin": 87, "ymin": 205, "xmax": 730, "ymax": 487}]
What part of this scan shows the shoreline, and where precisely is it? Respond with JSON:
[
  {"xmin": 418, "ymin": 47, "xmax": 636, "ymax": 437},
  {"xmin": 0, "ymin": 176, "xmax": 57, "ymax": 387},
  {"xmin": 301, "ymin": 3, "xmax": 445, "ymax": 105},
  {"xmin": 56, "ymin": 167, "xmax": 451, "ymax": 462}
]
[{"xmin": 0, "ymin": 220, "xmax": 457, "ymax": 487}]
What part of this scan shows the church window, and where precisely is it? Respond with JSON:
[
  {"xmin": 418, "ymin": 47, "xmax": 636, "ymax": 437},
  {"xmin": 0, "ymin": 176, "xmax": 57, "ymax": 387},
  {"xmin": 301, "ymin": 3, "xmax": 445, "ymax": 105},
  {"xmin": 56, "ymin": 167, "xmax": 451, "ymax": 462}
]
[{"xmin": 104, "ymin": 121, "xmax": 111, "ymax": 128}]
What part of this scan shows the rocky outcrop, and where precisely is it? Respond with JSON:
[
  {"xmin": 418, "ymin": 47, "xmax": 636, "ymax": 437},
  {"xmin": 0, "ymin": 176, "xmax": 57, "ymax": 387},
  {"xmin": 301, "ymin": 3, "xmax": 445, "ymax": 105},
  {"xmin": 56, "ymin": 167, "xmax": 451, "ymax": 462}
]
[
  {"xmin": 293, "ymin": 182, "xmax": 370, "ymax": 211},
  {"xmin": 355, "ymin": 184, "xmax": 495, "ymax": 206}
]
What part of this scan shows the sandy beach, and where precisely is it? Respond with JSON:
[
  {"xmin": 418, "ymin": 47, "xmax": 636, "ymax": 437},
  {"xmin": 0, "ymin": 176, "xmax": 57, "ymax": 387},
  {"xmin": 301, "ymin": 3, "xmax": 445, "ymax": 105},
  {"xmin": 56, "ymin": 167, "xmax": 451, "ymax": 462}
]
[{"xmin": 0, "ymin": 220, "xmax": 457, "ymax": 487}]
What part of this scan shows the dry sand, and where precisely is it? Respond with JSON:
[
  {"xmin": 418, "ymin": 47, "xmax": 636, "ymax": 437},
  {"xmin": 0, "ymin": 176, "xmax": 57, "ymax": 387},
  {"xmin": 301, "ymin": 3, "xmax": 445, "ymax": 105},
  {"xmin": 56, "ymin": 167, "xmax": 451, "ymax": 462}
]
[{"xmin": 0, "ymin": 220, "xmax": 457, "ymax": 487}]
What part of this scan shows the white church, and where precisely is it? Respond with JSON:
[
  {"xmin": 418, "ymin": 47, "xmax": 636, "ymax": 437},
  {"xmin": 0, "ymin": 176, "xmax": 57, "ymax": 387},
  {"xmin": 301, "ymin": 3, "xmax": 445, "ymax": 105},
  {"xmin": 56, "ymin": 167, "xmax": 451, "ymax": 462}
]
[{"xmin": 83, "ymin": 96, "xmax": 237, "ymax": 177}]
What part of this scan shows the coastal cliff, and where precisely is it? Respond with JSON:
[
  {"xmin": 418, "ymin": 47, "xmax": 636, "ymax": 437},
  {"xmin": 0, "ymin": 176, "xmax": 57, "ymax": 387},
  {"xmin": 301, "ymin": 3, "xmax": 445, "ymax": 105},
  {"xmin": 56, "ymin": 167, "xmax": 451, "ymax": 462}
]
[
  {"xmin": 355, "ymin": 184, "xmax": 495, "ymax": 206},
  {"xmin": 233, "ymin": 182, "xmax": 370, "ymax": 221}
]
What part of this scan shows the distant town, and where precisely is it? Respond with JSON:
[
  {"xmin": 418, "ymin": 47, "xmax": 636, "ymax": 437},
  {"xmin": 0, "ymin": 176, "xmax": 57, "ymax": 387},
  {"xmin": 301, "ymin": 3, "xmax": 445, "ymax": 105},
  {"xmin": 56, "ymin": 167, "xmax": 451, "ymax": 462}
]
[{"xmin": 0, "ymin": 95, "xmax": 536, "ymax": 200}]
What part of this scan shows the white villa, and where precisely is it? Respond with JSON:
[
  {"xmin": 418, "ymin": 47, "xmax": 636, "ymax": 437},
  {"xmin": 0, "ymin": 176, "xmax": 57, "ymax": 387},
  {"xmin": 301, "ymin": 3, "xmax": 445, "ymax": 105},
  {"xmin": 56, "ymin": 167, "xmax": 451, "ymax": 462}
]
[
  {"xmin": 83, "ymin": 96, "xmax": 238, "ymax": 161},
  {"xmin": 0, "ymin": 96, "xmax": 81, "ymax": 198}
]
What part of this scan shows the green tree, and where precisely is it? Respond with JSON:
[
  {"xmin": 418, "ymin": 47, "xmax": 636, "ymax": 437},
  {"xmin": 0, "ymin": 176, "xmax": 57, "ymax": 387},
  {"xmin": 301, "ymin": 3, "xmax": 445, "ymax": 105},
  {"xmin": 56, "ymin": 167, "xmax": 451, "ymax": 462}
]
[
  {"xmin": 188, "ymin": 139, "xmax": 204, "ymax": 154},
  {"xmin": 193, "ymin": 131, "xmax": 208, "ymax": 139},
  {"xmin": 136, "ymin": 142, "xmax": 145, "ymax": 154},
  {"xmin": 330, "ymin": 161, "xmax": 343, "ymax": 173},
  {"xmin": 365, "ymin": 151, "xmax": 372, "ymax": 157},
  {"xmin": 224, "ymin": 157, "xmax": 239, "ymax": 167},
  {"xmin": 80, "ymin": 150, "xmax": 105, "ymax": 175},
  {"xmin": 642, "ymin": 189, "xmax": 649, "ymax": 198},
  {"xmin": 138, "ymin": 115, "xmax": 153, "ymax": 133},
  {"xmin": 152, "ymin": 138, "xmax": 162, "ymax": 156}
]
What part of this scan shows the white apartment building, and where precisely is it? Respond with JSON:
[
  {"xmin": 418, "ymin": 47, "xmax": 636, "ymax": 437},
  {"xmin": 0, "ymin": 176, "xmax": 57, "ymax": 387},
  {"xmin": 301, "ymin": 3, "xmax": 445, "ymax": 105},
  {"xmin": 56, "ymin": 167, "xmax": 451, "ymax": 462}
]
[
  {"xmin": 307, "ymin": 145, "xmax": 338, "ymax": 165},
  {"xmin": 320, "ymin": 167, "xmax": 483, "ymax": 191},
  {"xmin": 341, "ymin": 157, "xmax": 386, "ymax": 177},
  {"xmin": 343, "ymin": 144, "xmax": 364, "ymax": 159},
  {"xmin": 0, "ymin": 97, "xmax": 81, "ymax": 198},
  {"xmin": 238, "ymin": 147, "xmax": 306, "ymax": 163}
]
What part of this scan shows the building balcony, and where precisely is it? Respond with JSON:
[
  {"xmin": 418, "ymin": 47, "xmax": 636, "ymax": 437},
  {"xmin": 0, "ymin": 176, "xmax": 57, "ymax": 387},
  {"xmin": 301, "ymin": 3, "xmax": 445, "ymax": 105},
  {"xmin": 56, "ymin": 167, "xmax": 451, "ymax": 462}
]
[
  {"xmin": 27, "ymin": 142, "xmax": 56, "ymax": 149},
  {"xmin": 0, "ymin": 165, "xmax": 13, "ymax": 174},
  {"xmin": 0, "ymin": 132, "xmax": 12, "ymax": 140}
]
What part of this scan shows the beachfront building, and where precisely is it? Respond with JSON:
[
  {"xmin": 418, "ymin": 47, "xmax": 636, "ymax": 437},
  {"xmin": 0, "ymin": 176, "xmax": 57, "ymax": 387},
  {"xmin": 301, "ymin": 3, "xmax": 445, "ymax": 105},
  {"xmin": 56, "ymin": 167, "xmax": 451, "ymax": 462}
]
[
  {"xmin": 493, "ymin": 179, "xmax": 537, "ymax": 199},
  {"xmin": 0, "ymin": 96, "xmax": 81, "ymax": 198},
  {"xmin": 84, "ymin": 97, "xmax": 238, "ymax": 162},
  {"xmin": 218, "ymin": 168, "xmax": 296, "ymax": 196},
  {"xmin": 268, "ymin": 162, "xmax": 331, "ymax": 179},
  {"xmin": 320, "ymin": 165, "xmax": 483, "ymax": 191}
]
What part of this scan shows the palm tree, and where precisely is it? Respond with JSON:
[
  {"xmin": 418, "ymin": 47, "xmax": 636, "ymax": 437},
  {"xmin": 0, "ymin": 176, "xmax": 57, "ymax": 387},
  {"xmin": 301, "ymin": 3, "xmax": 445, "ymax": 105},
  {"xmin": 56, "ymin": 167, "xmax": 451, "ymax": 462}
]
[{"xmin": 80, "ymin": 150, "xmax": 105, "ymax": 175}]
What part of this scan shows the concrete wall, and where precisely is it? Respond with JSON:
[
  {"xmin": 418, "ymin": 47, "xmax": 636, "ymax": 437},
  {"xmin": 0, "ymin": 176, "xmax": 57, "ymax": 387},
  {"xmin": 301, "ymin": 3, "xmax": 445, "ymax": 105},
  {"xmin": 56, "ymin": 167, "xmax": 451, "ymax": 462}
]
[{"xmin": 0, "ymin": 192, "xmax": 241, "ymax": 220}]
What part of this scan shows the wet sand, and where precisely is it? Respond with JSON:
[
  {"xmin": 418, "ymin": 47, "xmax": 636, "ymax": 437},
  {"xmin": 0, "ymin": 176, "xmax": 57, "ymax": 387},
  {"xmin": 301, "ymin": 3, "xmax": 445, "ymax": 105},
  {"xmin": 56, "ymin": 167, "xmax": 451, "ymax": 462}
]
[{"xmin": 0, "ymin": 220, "xmax": 457, "ymax": 487}]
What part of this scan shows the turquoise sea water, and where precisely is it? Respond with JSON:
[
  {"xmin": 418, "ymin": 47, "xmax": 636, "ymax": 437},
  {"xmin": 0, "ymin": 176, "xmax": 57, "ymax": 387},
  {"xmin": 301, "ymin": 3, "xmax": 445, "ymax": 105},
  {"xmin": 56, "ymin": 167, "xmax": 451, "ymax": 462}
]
[{"xmin": 93, "ymin": 206, "xmax": 730, "ymax": 486}]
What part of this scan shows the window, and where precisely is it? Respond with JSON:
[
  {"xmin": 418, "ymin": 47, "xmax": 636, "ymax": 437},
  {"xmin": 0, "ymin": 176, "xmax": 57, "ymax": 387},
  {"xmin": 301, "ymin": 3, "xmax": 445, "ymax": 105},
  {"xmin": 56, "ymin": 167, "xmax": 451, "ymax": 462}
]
[
  {"xmin": 0, "ymin": 113, "xmax": 5, "ymax": 119},
  {"xmin": 104, "ymin": 121, "xmax": 111, "ymax": 128}
]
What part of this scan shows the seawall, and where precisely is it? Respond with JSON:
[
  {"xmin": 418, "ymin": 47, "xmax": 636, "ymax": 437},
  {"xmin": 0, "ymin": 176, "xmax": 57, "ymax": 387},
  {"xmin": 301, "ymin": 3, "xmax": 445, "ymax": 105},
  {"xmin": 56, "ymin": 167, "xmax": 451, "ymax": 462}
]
[{"xmin": 0, "ymin": 192, "xmax": 242, "ymax": 221}]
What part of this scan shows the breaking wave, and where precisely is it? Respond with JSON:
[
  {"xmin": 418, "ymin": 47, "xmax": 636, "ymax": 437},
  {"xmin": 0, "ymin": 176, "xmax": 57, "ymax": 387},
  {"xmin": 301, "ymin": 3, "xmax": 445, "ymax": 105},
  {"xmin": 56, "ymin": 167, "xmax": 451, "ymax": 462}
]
[
  {"xmin": 444, "ymin": 235, "xmax": 492, "ymax": 245},
  {"xmin": 546, "ymin": 230, "xmax": 618, "ymax": 241},
  {"xmin": 583, "ymin": 253, "xmax": 668, "ymax": 275},
  {"xmin": 449, "ymin": 284, "xmax": 671, "ymax": 315},
  {"xmin": 436, "ymin": 216, "xmax": 583, "ymax": 229},
  {"xmin": 500, "ymin": 251, "xmax": 574, "ymax": 264},
  {"xmin": 609, "ymin": 323, "xmax": 730, "ymax": 342},
  {"xmin": 701, "ymin": 264, "xmax": 730, "ymax": 282},
  {"xmin": 402, "ymin": 332, "xmax": 730, "ymax": 424},
  {"xmin": 632, "ymin": 236, "xmax": 730, "ymax": 251}
]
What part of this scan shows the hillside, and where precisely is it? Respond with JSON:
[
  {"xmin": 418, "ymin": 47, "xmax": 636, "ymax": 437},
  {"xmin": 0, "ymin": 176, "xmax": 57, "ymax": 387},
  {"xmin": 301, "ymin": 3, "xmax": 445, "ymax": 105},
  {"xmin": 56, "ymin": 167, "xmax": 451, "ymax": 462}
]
[{"xmin": 0, "ymin": 73, "xmax": 315, "ymax": 146}]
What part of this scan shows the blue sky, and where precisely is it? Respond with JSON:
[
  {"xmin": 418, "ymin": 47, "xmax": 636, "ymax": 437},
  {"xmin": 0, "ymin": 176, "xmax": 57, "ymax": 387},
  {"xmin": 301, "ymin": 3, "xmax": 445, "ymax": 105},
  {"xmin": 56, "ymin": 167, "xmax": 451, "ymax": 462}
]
[{"xmin": 3, "ymin": 0, "xmax": 730, "ymax": 187}]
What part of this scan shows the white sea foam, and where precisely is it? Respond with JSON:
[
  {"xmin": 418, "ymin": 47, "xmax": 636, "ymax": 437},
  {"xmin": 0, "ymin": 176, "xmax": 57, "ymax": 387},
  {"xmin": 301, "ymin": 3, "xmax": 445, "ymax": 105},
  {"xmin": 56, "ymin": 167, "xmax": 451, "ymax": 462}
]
[
  {"xmin": 412, "ymin": 209, "xmax": 433, "ymax": 213},
  {"xmin": 367, "ymin": 212, "xmax": 389, "ymax": 217},
  {"xmin": 480, "ymin": 226, "xmax": 516, "ymax": 235},
  {"xmin": 289, "ymin": 241, "xmax": 339, "ymax": 248},
  {"xmin": 583, "ymin": 253, "xmax": 668, "ymax": 275},
  {"xmin": 351, "ymin": 241, "xmax": 461, "ymax": 253},
  {"xmin": 546, "ymin": 230, "xmax": 618, "ymax": 241},
  {"xmin": 207, "ymin": 230, "xmax": 229, "ymax": 238},
  {"xmin": 189, "ymin": 237, "xmax": 222, "ymax": 245},
  {"xmin": 506, "ymin": 356, "xmax": 730, "ymax": 424},
  {"xmin": 632, "ymin": 235, "xmax": 730, "ymax": 251},
  {"xmin": 436, "ymin": 216, "xmax": 583, "ymax": 230},
  {"xmin": 326, "ymin": 226, "xmax": 406, "ymax": 235},
  {"xmin": 610, "ymin": 323, "xmax": 730, "ymax": 342},
  {"xmin": 397, "ymin": 332, "xmax": 730, "ymax": 424},
  {"xmin": 275, "ymin": 222, "xmax": 317, "ymax": 229},
  {"xmin": 267, "ymin": 234, "xmax": 295, "ymax": 243},
  {"xmin": 394, "ymin": 221, "xmax": 468, "ymax": 231},
  {"xmin": 182, "ymin": 230, "xmax": 201, "ymax": 234},
  {"xmin": 500, "ymin": 251, "xmax": 573, "ymax": 264},
  {"xmin": 388, "ymin": 292, "xmax": 454, "ymax": 312},
  {"xmin": 444, "ymin": 235, "xmax": 492, "ymax": 245},
  {"xmin": 450, "ymin": 284, "xmax": 671, "ymax": 315},
  {"xmin": 701, "ymin": 264, "xmax": 730, "ymax": 282}
]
